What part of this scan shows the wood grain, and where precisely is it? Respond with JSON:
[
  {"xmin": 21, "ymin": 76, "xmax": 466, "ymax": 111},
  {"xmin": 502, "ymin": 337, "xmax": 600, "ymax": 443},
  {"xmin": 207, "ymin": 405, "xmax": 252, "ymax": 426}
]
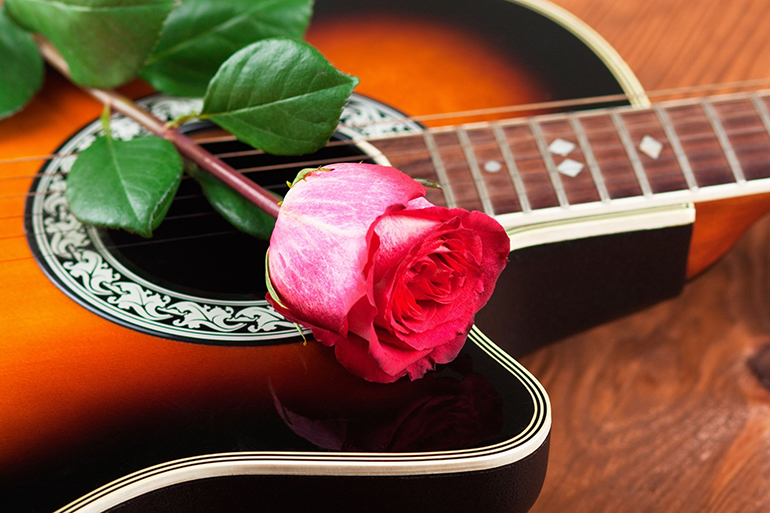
[{"xmin": 522, "ymin": 1, "xmax": 770, "ymax": 511}]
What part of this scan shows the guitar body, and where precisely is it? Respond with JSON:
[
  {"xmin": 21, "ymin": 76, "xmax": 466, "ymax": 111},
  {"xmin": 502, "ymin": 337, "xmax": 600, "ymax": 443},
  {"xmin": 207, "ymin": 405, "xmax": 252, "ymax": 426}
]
[{"xmin": 0, "ymin": 0, "xmax": 654, "ymax": 511}]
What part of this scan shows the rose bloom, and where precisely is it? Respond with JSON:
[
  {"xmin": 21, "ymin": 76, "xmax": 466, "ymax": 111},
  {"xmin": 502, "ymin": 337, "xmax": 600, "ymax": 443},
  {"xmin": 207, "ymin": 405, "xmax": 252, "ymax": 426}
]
[{"xmin": 266, "ymin": 163, "xmax": 509, "ymax": 383}]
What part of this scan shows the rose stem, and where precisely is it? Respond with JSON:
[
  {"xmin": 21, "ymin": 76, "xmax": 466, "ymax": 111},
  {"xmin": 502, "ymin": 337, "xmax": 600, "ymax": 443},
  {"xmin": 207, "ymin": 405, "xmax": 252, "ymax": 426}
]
[{"xmin": 35, "ymin": 37, "xmax": 282, "ymax": 219}]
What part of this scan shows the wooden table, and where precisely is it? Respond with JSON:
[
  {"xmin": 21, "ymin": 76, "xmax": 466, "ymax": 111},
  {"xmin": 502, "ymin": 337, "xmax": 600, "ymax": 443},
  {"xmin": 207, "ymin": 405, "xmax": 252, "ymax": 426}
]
[{"xmin": 520, "ymin": 1, "xmax": 770, "ymax": 511}]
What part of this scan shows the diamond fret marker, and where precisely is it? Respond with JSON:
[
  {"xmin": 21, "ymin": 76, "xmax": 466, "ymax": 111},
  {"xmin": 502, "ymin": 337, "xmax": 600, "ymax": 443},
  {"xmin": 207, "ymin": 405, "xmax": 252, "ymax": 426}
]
[
  {"xmin": 548, "ymin": 138, "xmax": 576, "ymax": 156},
  {"xmin": 557, "ymin": 158, "xmax": 584, "ymax": 177},
  {"xmin": 639, "ymin": 135, "xmax": 663, "ymax": 159}
]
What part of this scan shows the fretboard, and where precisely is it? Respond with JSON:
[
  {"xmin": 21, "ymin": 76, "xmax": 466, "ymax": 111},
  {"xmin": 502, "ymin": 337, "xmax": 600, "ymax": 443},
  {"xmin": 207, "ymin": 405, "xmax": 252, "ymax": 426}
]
[{"xmin": 368, "ymin": 90, "xmax": 770, "ymax": 222}]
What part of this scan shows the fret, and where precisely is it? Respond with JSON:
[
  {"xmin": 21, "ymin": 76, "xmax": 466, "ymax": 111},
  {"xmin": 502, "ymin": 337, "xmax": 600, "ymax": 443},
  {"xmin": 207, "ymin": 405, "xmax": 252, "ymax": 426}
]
[
  {"xmin": 492, "ymin": 122, "xmax": 532, "ymax": 214},
  {"xmin": 500, "ymin": 124, "xmax": 561, "ymax": 210},
  {"xmin": 464, "ymin": 126, "xmax": 523, "ymax": 215},
  {"xmin": 750, "ymin": 93, "xmax": 770, "ymax": 167},
  {"xmin": 661, "ymin": 103, "xmax": 736, "ymax": 188},
  {"xmin": 609, "ymin": 111, "xmax": 654, "ymax": 197},
  {"xmin": 528, "ymin": 119, "xmax": 569, "ymax": 208},
  {"xmin": 653, "ymin": 105, "xmax": 699, "ymax": 191},
  {"xmin": 456, "ymin": 126, "xmax": 495, "ymax": 215},
  {"xmin": 535, "ymin": 118, "xmax": 601, "ymax": 205},
  {"xmin": 620, "ymin": 109, "xmax": 690, "ymax": 193},
  {"xmin": 365, "ymin": 89, "xmax": 770, "ymax": 217},
  {"xmin": 713, "ymin": 96, "xmax": 770, "ymax": 182},
  {"xmin": 568, "ymin": 114, "xmax": 611, "ymax": 203},
  {"xmin": 701, "ymin": 98, "xmax": 746, "ymax": 185},
  {"xmin": 577, "ymin": 113, "xmax": 643, "ymax": 200},
  {"xmin": 422, "ymin": 130, "xmax": 457, "ymax": 208},
  {"xmin": 431, "ymin": 131, "xmax": 486, "ymax": 211}
]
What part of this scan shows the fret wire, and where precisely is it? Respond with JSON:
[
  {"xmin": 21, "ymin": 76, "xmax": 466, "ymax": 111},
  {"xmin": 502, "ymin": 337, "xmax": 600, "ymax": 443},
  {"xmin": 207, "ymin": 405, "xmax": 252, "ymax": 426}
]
[
  {"xmin": 491, "ymin": 122, "xmax": 532, "ymax": 214},
  {"xmin": 653, "ymin": 105, "xmax": 699, "ymax": 191},
  {"xmin": 750, "ymin": 92, "xmax": 770, "ymax": 144},
  {"xmin": 422, "ymin": 130, "xmax": 457, "ymax": 208},
  {"xmin": 528, "ymin": 119, "xmax": 570, "ymax": 208},
  {"xmin": 609, "ymin": 111, "xmax": 654, "ymax": 197},
  {"xmin": 455, "ymin": 126, "xmax": 495, "ymax": 215},
  {"xmin": 568, "ymin": 114, "xmax": 611, "ymax": 203},
  {"xmin": 701, "ymin": 98, "xmax": 746, "ymax": 185}
]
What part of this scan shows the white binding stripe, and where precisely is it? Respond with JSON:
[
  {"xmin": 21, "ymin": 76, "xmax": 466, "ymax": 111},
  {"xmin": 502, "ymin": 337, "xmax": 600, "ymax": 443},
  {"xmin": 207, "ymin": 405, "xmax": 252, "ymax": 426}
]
[
  {"xmin": 508, "ymin": 0, "xmax": 648, "ymax": 109},
  {"xmin": 56, "ymin": 335, "xmax": 550, "ymax": 513},
  {"xmin": 494, "ymin": 173, "xmax": 770, "ymax": 233},
  {"xmin": 505, "ymin": 203, "xmax": 695, "ymax": 252}
]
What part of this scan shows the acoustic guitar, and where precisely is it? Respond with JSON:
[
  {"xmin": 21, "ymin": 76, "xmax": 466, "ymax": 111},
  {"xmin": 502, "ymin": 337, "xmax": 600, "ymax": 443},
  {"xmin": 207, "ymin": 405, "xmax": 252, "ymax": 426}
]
[{"xmin": 1, "ymin": 0, "xmax": 766, "ymax": 511}]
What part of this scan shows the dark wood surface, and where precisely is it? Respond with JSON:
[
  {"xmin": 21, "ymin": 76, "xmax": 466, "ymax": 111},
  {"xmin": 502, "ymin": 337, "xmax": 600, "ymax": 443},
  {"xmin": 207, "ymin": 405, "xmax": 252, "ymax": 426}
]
[{"xmin": 520, "ymin": 1, "xmax": 770, "ymax": 511}]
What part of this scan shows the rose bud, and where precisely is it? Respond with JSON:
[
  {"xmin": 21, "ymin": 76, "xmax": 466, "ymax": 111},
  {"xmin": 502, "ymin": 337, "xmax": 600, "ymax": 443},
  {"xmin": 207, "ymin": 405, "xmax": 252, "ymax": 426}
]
[{"xmin": 266, "ymin": 163, "xmax": 509, "ymax": 383}]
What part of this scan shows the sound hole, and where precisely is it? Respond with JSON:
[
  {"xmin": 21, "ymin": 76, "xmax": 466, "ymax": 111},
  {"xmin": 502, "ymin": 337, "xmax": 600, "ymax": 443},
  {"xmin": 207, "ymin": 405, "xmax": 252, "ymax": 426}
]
[{"xmin": 97, "ymin": 126, "xmax": 372, "ymax": 301}]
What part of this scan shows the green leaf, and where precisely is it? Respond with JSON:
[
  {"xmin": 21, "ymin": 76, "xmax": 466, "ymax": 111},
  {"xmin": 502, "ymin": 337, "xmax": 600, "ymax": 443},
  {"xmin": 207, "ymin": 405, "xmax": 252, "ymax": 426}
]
[
  {"xmin": 201, "ymin": 38, "xmax": 358, "ymax": 156},
  {"xmin": 0, "ymin": 7, "xmax": 43, "ymax": 119},
  {"xmin": 141, "ymin": 0, "xmax": 312, "ymax": 98},
  {"xmin": 66, "ymin": 135, "xmax": 183, "ymax": 237},
  {"xmin": 6, "ymin": 0, "xmax": 179, "ymax": 88},
  {"xmin": 186, "ymin": 163, "xmax": 278, "ymax": 240}
]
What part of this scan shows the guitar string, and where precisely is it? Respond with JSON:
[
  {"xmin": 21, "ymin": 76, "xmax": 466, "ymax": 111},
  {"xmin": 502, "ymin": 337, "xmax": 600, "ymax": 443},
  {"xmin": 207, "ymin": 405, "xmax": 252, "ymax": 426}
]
[
  {"xmin": 0, "ymin": 96, "xmax": 764, "ymax": 190},
  {"xmin": 4, "ymin": 92, "xmax": 763, "ymax": 238},
  {"xmin": 0, "ymin": 228, "xmax": 248, "ymax": 268},
  {"xmin": 1, "ymin": 146, "xmax": 768, "ymax": 266},
  {"xmin": 0, "ymin": 104, "xmax": 765, "ymax": 190},
  {"xmin": 1, "ymin": 79, "xmax": 769, "ymax": 173},
  {"xmin": 0, "ymin": 152, "xmax": 764, "ymax": 268},
  {"xmin": 1, "ymin": 123, "xmax": 768, "ymax": 221},
  {"xmin": 2, "ymin": 131, "xmax": 768, "ymax": 239},
  {"xmin": 2, "ymin": 104, "xmax": 767, "ymax": 191}
]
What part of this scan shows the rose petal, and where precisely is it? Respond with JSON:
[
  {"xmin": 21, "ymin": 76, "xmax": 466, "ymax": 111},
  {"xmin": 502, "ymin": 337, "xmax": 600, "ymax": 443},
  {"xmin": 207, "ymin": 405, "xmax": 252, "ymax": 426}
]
[
  {"xmin": 269, "ymin": 164, "xmax": 425, "ymax": 335},
  {"xmin": 370, "ymin": 207, "xmax": 508, "ymax": 351},
  {"xmin": 403, "ymin": 323, "xmax": 470, "ymax": 380},
  {"xmin": 322, "ymin": 329, "xmax": 406, "ymax": 384}
]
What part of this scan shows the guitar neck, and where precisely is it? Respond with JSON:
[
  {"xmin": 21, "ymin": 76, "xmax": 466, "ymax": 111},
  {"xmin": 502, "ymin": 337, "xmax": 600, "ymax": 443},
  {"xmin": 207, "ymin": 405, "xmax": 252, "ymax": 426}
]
[{"xmin": 369, "ymin": 89, "xmax": 770, "ymax": 226}]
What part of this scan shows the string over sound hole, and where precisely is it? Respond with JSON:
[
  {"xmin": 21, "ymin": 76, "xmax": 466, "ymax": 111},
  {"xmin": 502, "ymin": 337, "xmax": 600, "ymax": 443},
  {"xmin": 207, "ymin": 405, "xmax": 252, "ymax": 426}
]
[{"xmin": 99, "ymin": 125, "xmax": 372, "ymax": 300}]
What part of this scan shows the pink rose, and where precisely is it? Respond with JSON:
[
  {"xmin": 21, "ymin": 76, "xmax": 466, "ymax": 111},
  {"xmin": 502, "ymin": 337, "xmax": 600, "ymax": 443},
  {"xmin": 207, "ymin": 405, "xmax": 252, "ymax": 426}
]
[{"xmin": 266, "ymin": 163, "xmax": 509, "ymax": 383}]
